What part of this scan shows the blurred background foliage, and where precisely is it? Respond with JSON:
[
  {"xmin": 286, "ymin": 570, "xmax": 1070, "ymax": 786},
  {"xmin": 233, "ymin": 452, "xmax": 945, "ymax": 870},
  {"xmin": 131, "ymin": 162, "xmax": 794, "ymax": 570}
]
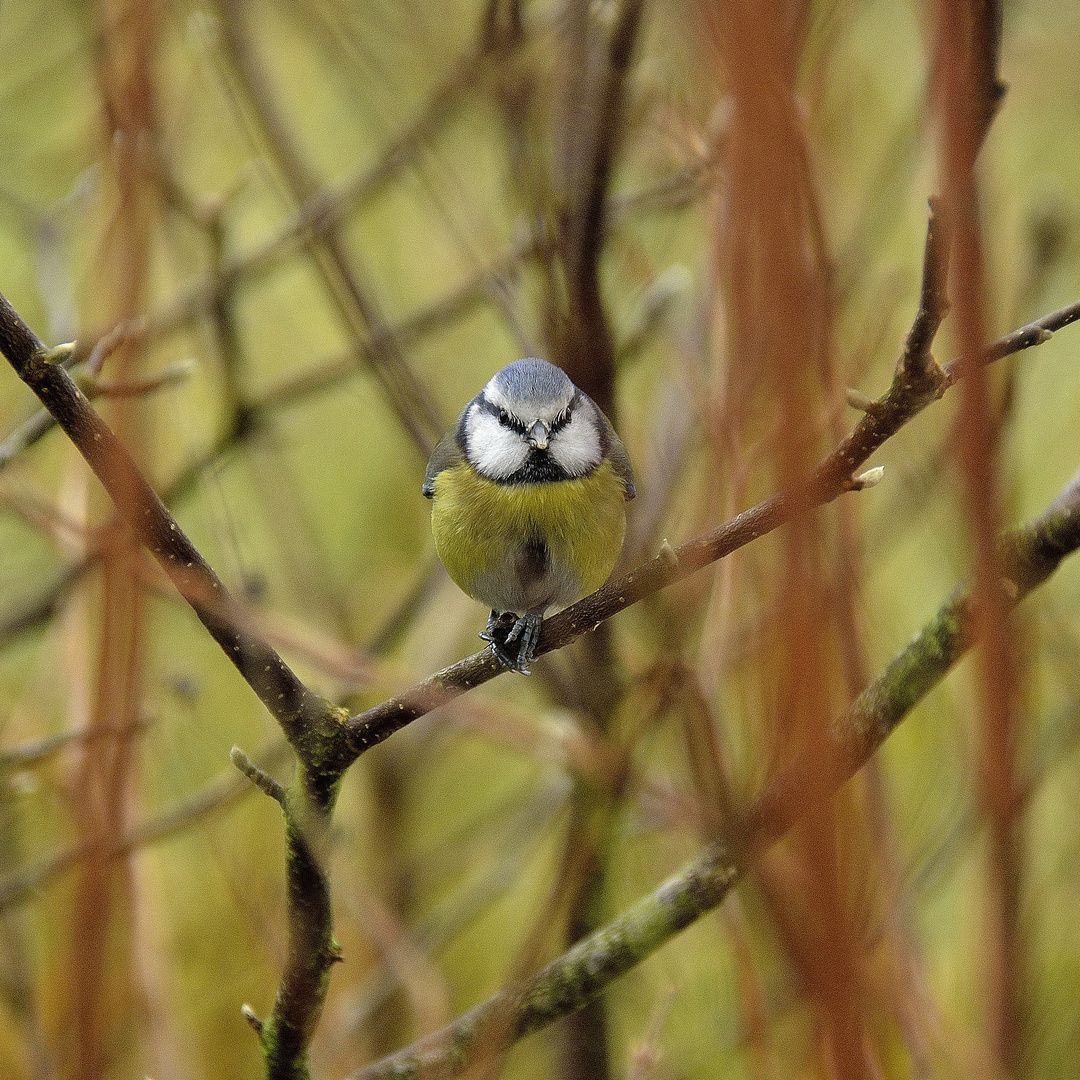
[{"xmin": 0, "ymin": 0, "xmax": 1078, "ymax": 1078}]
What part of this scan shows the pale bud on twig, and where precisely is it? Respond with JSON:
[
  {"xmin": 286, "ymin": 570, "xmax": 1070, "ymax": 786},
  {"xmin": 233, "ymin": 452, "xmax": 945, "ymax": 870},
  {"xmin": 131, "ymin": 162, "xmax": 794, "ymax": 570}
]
[
  {"xmin": 852, "ymin": 466, "xmax": 885, "ymax": 490},
  {"xmin": 845, "ymin": 386, "xmax": 876, "ymax": 412},
  {"xmin": 241, "ymin": 1004, "xmax": 263, "ymax": 1035}
]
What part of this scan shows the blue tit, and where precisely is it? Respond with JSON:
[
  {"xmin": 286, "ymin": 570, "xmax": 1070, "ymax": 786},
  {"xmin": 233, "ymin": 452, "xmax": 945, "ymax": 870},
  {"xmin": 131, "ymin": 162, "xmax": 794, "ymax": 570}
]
[{"xmin": 423, "ymin": 357, "xmax": 635, "ymax": 673}]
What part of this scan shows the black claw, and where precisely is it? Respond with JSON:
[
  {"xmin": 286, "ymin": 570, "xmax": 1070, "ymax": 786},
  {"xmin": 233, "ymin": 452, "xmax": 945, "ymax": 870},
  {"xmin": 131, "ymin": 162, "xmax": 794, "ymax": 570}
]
[
  {"xmin": 479, "ymin": 610, "xmax": 504, "ymax": 644},
  {"xmin": 482, "ymin": 610, "xmax": 542, "ymax": 674},
  {"xmin": 489, "ymin": 640, "xmax": 527, "ymax": 672},
  {"xmin": 505, "ymin": 612, "xmax": 542, "ymax": 672}
]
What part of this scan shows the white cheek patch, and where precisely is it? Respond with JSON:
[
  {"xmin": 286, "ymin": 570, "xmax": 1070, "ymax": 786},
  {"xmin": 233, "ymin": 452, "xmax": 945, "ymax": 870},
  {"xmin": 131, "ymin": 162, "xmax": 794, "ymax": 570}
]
[
  {"xmin": 465, "ymin": 406, "xmax": 529, "ymax": 480},
  {"xmin": 550, "ymin": 410, "xmax": 601, "ymax": 477}
]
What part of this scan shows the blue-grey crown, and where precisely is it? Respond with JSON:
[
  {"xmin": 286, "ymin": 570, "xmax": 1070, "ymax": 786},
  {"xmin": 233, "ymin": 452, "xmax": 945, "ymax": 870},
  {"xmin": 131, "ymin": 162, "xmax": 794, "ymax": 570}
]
[{"xmin": 492, "ymin": 358, "xmax": 573, "ymax": 404}]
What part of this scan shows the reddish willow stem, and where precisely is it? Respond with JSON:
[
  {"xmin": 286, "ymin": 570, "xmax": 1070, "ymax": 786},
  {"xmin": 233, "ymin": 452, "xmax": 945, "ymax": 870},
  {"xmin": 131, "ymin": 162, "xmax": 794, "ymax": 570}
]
[{"xmin": 1, "ymin": 228, "xmax": 1079, "ymax": 1076}]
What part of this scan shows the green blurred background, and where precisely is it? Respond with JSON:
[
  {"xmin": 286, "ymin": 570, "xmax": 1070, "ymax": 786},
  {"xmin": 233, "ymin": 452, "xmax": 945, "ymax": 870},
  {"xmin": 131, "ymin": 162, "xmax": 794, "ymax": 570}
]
[{"xmin": 0, "ymin": 0, "xmax": 1078, "ymax": 1078}]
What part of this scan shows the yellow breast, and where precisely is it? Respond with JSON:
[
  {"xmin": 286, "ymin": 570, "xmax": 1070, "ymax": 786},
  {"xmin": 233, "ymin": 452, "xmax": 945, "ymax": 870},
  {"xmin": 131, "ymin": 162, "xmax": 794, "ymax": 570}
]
[{"xmin": 429, "ymin": 459, "xmax": 627, "ymax": 614}]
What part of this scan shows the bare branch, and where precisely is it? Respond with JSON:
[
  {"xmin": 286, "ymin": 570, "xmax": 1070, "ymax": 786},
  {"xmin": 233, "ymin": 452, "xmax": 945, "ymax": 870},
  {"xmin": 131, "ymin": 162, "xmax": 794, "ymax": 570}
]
[
  {"xmin": 344, "ymin": 251, "xmax": 1080, "ymax": 759},
  {"xmin": 555, "ymin": 0, "xmax": 648, "ymax": 416},
  {"xmin": 0, "ymin": 741, "xmax": 290, "ymax": 912},
  {"xmin": 896, "ymin": 196, "xmax": 950, "ymax": 383},
  {"xmin": 216, "ymin": 0, "xmax": 445, "ymax": 457},
  {"xmin": 348, "ymin": 464, "xmax": 1080, "ymax": 1080},
  {"xmin": 231, "ymin": 746, "xmax": 286, "ymax": 805}
]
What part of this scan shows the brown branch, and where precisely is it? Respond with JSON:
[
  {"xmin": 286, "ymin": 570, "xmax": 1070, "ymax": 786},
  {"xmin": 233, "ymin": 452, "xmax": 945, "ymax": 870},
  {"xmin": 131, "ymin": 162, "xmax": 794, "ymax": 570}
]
[
  {"xmin": 0, "ymin": 293, "xmax": 340, "ymax": 765},
  {"xmin": 135, "ymin": 16, "xmax": 515, "ymax": 352},
  {"xmin": 347, "ymin": 463, "xmax": 1080, "ymax": 1080},
  {"xmin": 1, "ymin": 219, "xmax": 1075, "ymax": 770},
  {"xmin": 0, "ymin": 357, "xmax": 192, "ymax": 470},
  {"xmin": 897, "ymin": 196, "xmax": 950, "ymax": 382},
  {"xmin": 343, "ymin": 217, "xmax": 1080, "ymax": 760},
  {"xmin": 555, "ymin": 0, "xmax": 648, "ymax": 417},
  {"xmin": 935, "ymin": 1, "xmax": 1016, "ymax": 1072},
  {"xmin": 0, "ymin": 289, "xmax": 348, "ymax": 1080}
]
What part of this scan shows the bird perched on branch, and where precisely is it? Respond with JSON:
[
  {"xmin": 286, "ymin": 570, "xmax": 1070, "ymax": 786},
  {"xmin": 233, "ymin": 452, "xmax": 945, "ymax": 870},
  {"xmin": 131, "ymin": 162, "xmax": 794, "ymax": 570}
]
[{"xmin": 423, "ymin": 358, "xmax": 635, "ymax": 673}]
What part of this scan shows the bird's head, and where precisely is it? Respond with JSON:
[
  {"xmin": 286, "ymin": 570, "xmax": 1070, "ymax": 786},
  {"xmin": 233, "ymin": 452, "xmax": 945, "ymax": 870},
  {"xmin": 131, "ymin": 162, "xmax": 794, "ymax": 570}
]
[{"xmin": 463, "ymin": 358, "xmax": 601, "ymax": 483}]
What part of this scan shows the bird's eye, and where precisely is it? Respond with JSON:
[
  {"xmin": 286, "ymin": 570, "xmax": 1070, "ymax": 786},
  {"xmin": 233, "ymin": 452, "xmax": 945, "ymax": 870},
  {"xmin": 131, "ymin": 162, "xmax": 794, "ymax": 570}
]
[{"xmin": 497, "ymin": 409, "xmax": 526, "ymax": 434}]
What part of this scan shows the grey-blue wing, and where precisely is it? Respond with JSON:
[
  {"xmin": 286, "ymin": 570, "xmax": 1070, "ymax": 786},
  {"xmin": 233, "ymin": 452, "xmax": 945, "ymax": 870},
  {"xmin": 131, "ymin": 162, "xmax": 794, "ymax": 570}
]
[
  {"xmin": 597, "ymin": 410, "xmax": 635, "ymax": 500},
  {"xmin": 422, "ymin": 430, "xmax": 464, "ymax": 497}
]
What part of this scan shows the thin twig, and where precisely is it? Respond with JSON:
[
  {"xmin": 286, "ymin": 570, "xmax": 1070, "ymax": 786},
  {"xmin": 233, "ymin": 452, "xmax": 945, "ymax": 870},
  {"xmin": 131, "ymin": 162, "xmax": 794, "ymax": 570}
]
[
  {"xmin": 0, "ymin": 297, "xmax": 339, "ymax": 758},
  {"xmin": 347, "ymin": 463, "xmax": 1080, "ymax": 1080},
  {"xmin": 0, "ymin": 358, "xmax": 192, "ymax": 471},
  {"xmin": 344, "ymin": 277, "xmax": 1080, "ymax": 760},
  {"xmin": 0, "ymin": 741, "xmax": 290, "ymax": 912},
  {"xmin": 896, "ymin": 196, "xmax": 950, "ymax": 383},
  {"xmin": 216, "ymin": 0, "xmax": 444, "ymax": 457},
  {"xmin": 231, "ymin": 746, "xmax": 286, "ymax": 805},
  {"xmin": 136, "ymin": 17, "xmax": 518, "ymax": 351}
]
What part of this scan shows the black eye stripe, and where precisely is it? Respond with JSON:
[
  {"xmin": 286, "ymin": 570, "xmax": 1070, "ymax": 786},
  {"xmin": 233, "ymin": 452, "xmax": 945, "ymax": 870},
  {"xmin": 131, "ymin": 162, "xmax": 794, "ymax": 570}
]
[
  {"xmin": 483, "ymin": 396, "xmax": 572, "ymax": 436},
  {"xmin": 497, "ymin": 408, "xmax": 528, "ymax": 435}
]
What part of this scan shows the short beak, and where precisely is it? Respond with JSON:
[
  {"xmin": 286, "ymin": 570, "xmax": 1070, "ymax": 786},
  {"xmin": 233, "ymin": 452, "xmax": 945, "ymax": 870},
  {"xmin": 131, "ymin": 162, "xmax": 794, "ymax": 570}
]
[{"xmin": 527, "ymin": 419, "xmax": 550, "ymax": 450}]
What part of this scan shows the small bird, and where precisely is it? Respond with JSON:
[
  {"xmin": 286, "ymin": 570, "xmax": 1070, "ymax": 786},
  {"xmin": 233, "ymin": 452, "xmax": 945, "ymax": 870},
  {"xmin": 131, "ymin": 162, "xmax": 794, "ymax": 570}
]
[{"xmin": 423, "ymin": 358, "xmax": 635, "ymax": 673}]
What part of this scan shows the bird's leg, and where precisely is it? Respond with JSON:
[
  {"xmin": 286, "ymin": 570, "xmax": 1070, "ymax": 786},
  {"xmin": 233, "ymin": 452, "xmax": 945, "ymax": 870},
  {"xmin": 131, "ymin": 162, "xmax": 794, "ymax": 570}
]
[
  {"xmin": 480, "ymin": 610, "xmax": 522, "ymax": 671},
  {"xmin": 503, "ymin": 611, "xmax": 544, "ymax": 674}
]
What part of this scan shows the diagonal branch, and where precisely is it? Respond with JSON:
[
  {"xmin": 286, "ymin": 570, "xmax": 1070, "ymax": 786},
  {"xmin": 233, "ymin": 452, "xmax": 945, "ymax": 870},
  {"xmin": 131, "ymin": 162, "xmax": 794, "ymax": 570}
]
[
  {"xmin": 1, "ymin": 223, "xmax": 1079, "ymax": 1078},
  {"xmin": 138, "ymin": 12, "xmax": 520, "ymax": 353},
  {"xmin": 343, "ymin": 230, "xmax": 1080, "ymax": 760},
  {"xmin": 0, "ymin": 293, "xmax": 342, "ymax": 764},
  {"xmin": 347, "ymin": 462, "xmax": 1080, "ymax": 1080},
  {"xmin": 0, "ymin": 290, "xmax": 346, "ymax": 1080},
  {"xmin": 216, "ymin": 0, "xmax": 445, "ymax": 457}
]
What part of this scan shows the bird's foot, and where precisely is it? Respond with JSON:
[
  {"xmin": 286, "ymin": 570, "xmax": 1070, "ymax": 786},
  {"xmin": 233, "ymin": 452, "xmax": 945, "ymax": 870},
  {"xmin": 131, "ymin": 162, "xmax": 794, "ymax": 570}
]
[
  {"xmin": 502, "ymin": 611, "xmax": 543, "ymax": 674},
  {"xmin": 480, "ymin": 610, "xmax": 542, "ymax": 674},
  {"xmin": 479, "ymin": 611, "xmax": 523, "ymax": 671},
  {"xmin": 478, "ymin": 610, "xmax": 509, "ymax": 643}
]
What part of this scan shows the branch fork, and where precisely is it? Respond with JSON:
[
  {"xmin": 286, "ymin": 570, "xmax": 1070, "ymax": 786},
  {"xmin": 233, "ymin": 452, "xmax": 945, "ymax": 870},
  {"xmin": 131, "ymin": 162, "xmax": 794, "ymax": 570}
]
[{"xmin": 1, "ymin": 195, "xmax": 1079, "ymax": 1080}]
